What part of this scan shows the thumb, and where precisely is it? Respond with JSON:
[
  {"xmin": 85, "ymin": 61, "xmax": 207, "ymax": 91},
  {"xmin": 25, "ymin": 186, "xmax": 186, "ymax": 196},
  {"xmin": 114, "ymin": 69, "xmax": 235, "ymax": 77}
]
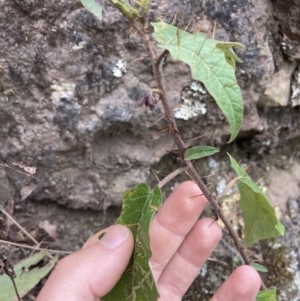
[{"xmin": 36, "ymin": 225, "xmax": 134, "ymax": 301}]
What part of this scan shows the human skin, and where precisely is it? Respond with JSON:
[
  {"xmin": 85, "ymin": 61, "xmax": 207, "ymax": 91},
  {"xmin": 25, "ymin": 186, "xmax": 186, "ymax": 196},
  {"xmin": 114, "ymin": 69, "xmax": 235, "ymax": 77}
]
[{"xmin": 36, "ymin": 181, "xmax": 261, "ymax": 301}]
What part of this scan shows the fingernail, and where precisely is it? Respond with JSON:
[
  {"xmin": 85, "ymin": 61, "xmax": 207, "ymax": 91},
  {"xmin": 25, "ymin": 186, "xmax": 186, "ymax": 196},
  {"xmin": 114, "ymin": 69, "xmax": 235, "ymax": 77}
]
[{"xmin": 99, "ymin": 225, "xmax": 128, "ymax": 249}]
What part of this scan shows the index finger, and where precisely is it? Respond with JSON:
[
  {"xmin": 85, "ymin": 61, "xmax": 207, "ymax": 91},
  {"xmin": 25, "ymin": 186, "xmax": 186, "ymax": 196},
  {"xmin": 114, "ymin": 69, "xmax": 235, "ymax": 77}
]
[{"xmin": 150, "ymin": 181, "xmax": 208, "ymax": 280}]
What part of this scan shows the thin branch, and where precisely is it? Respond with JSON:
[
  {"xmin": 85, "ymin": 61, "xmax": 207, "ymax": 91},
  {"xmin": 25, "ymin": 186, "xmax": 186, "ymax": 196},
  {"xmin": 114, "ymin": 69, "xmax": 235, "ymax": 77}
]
[
  {"xmin": 207, "ymin": 256, "xmax": 229, "ymax": 267},
  {"xmin": 148, "ymin": 115, "xmax": 165, "ymax": 128},
  {"xmin": 141, "ymin": 17, "xmax": 248, "ymax": 260},
  {"xmin": 0, "ymin": 205, "xmax": 39, "ymax": 245},
  {"xmin": 186, "ymin": 134, "xmax": 206, "ymax": 142},
  {"xmin": 185, "ymin": 18, "xmax": 193, "ymax": 32},
  {"xmin": 201, "ymin": 171, "xmax": 225, "ymax": 179},
  {"xmin": 183, "ymin": 162, "xmax": 268, "ymax": 289},
  {"xmin": 157, "ymin": 166, "xmax": 188, "ymax": 189},
  {"xmin": 220, "ymin": 237, "xmax": 244, "ymax": 263},
  {"xmin": 151, "ymin": 169, "xmax": 160, "ymax": 183},
  {"xmin": 139, "ymin": 25, "xmax": 187, "ymax": 156},
  {"xmin": 11, "ymin": 277, "xmax": 21, "ymax": 301},
  {"xmin": 0, "ymin": 162, "xmax": 38, "ymax": 180},
  {"xmin": 155, "ymin": 49, "xmax": 168, "ymax": 69},
  {"xmin": 151, "ymin": 127, "xmax": 169, "ymax": 137},
  {"xmin": 0, "ymin": 239, "xmax": 73, "ymax": 255},
  {"xmin": 185, "ymin": 161, "xmax": 251, "ymax": 264}
]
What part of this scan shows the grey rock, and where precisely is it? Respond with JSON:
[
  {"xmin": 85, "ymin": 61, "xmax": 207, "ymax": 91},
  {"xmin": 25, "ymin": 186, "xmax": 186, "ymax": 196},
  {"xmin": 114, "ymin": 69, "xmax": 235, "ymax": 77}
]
[
  {"xmin": 0, "ymin": 0, "xmax": 299, "ymax": 210},
  {"xmin": 259, "ymin": 62, "xmax": 297, "ymax": 106}
]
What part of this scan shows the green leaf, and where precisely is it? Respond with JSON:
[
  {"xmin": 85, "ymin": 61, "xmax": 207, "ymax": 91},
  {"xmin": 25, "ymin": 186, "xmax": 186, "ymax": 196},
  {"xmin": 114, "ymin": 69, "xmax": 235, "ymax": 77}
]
[
  {"xmin": 152, "ymin": 21, "xmax": 244, "ymax": 143},
  {"xmin": 228, "ymin": 153, "xmax": 248, "ymax": 177},
  {"xmin": 251, "ymin": 262, "xmax": 268, "ymax": 273},
  {"xmin": 228, "ymin": 154, "xmax": 285, "ymax": 247},
  {"xmin": 0, "ymin": 250, "xmax": 58, "ymax": 301},
  {"xmin": 136, "ymin": 0, "xmax": 149, "ymax": 11},
  {"xmin": 215, "ymin": 42, "xmax": 245, "ymax": 69},
  {"xmin": 79, "ymin": 0, "xmax": 103, "ymax": 20},
  {"xmin": 102, "ymin": 183, "xmax": 161, "ymax": 301},
  {"xmin": 256, "ymin": 288, "xmax": 278, "ymax": 301},
  {"xmin": 184, "ymin": 146, "xmax": 219, "ymax": 160},
  {"xmin": 108, "ymin": 0, "xmax": 140, "ymax": 21}
]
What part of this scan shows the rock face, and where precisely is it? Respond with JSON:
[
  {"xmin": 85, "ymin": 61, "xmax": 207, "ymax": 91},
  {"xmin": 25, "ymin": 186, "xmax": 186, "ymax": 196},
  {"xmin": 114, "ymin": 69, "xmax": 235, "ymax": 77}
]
[{"xmin": 0, "ymin": 0, "xmax": 299, "ymax": 209}]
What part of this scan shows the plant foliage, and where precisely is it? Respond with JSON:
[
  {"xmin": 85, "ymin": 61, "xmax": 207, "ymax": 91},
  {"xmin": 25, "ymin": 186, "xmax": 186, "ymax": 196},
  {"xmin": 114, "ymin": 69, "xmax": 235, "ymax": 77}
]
[
  {"xmin": 152, "ymin": 21, "xmax": 244, "ymax": 142},
  {"xmin": 0, "ymin": 250, "xmax": 58, "ymax": 301},
  {"xmin": 184, "ymin": 146, "xmax": 219, "ymax": 160},
  {"xmin": 77, "ymin": 2, "xmax": 285, "ymax": 299},
  {"xmin": 251, "ymin": 262, "xmax": 268, "ymax": 273},
  {"xmin": 256, "ymin": 288, "xmax": 278, "ymax": 301},
  {"xmin": 79, "ymin": 0, "xmax": 103, "ymax": 20},
  {"xmin": 102, "ymin": 184, "xmax": 161, "ymax": 301},
  {"xmin": 108, "ymin": 0, "xmax": 140, "ymax": 20},
  {"xmin": 228, "ymin": 154, "xmax": 285, "ymax": 247}
]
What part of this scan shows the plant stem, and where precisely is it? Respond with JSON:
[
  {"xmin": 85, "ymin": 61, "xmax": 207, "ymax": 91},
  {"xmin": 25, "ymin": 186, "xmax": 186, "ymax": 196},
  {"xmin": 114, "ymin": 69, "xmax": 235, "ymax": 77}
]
[
  {"xmin": 157, "ymin": 166, "xmax": 188, "ymax": 189},
  {"xmin": 138, "ymin": 17, "xmax": 268, "ymax": 291},
  {"xmin": 185, "ymin": 161, "xmax": 251, "ymax": 263},
  {"xmin": 137, "ymin": 19, "xmax": 186, "ymax": 156}
]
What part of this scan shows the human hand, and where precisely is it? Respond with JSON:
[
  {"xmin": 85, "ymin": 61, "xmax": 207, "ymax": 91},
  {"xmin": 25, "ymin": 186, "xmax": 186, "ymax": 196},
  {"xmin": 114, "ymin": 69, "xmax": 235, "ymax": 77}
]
[{"xmin": 36, "ymin": 181, "xmax": 261, "ymax": 301}]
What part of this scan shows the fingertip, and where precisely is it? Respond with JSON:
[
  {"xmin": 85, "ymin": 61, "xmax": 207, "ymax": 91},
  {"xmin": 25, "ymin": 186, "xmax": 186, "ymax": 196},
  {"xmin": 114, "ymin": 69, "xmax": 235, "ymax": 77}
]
[
  {"xmin": 36, "ymin": 225, "xmax": 134, "ymax": 301},
  {"xmin": 231, "ymin": 265, "xmax": 261, "ymax": 297},
  {"xmin": 211, "ymin": 265, "xmax": 261, "ymax": 301}
]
